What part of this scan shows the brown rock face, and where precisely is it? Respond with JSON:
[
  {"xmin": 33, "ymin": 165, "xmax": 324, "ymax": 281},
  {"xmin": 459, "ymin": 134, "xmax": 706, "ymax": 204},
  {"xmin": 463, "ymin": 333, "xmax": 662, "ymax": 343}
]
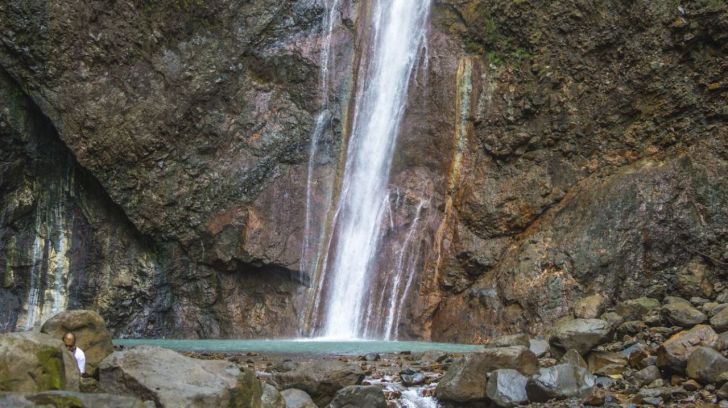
[
  {"xmin": 2, "ymin": 0, "xmax": 728, "ymax": 341},
  {"xmin": 40, "ymin": 310, "xmax": 113, "ymax": 376}
]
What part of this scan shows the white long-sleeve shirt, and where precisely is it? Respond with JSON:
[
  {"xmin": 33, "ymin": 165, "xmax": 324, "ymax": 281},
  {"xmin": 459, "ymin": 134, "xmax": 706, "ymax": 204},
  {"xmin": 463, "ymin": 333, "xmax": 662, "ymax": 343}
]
[{"xmin": 72, "ymin": 347, "xmax": 86, "ymax": 374}]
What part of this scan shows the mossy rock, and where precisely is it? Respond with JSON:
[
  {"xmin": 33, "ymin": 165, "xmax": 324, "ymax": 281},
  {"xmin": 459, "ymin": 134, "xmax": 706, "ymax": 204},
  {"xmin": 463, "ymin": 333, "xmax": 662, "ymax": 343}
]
[{"xmin": 0, "ymin": 332, "xmax": 79, "ymax": 392}]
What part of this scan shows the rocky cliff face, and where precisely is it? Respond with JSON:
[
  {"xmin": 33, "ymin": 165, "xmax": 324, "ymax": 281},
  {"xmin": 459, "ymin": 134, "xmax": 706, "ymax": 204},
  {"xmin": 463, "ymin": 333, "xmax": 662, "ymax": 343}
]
[{"xmin": 1, "ymin": 0, "xmax": 726, "ymax": 340}]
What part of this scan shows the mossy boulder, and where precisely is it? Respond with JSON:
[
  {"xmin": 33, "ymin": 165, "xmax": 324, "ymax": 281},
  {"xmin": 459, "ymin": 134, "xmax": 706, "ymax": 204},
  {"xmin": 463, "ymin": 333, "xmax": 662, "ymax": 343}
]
[
  {"xmin": 40, "ymin": 310, "xmax": 114, "ymax": 376},
  {"xmin": 0, "ymin": 332, "xmax": 80, "ymax": 392},
  {"xmin": 0, "ymin": 391, "xmax": 146, "ymax": 407}
]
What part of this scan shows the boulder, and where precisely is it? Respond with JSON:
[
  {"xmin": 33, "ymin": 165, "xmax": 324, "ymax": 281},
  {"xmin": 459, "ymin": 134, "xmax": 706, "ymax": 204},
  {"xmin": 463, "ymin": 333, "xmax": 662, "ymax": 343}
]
[
  {"xmin": 702, "ymin": 302, "xmax": 721, "ymax": 315},
  {"xmin": 484, "ymin": 334, "xmax": 530, "ymax": 348},
  {"xmin": 617, "ymin": 320, "xmax": 647, "ymax": 336},
  {"xmin": 656, "ymin": 325, "xmax": 719, "ymax": 372},
  {"xmin": 718, "ymin": 331, "xmax": 728, "ymax": 351},
  {"xmin": 262, "ymin": 383, "xmax": 285, "ymax": 408},
  {"xmin": 661, "ymin": 302, "xmax": 707, "ymax": 328},
  {"xmin": 327, "ymin": 385, "xmax": 386, "ymax": 408},
  {"xmin": 574, "ymin": 294, "xmax": 607, "ymax": 319},
  {"xmin": 99, "ymin": 346, "xmax": 261, "ymax": 408},
  {"xmin": 435, "ymin": 346, "xmax": 538, "ymax": 403},
  {"xmin": 600, "ymin": 312, "xmax": 624, "ymax": 329},
  {"xmin": 633, "ymin": 365, "xmax": 662, "ymax": 386},
  {"xmin": 710, "ymin": 307, "xmax": 728, "ymax": 332},
  {"xmin": 529, "ymin": 339, "xmax": 550, "ymax": 358},
  {"xmin": 621, "ymin": 343, "xmax": 650, "ymax": 369},
  {"xmin": 486, "ymin": 369, "xmax": 529, "ymax": 408},
  {"xmin": 587, "ymin": 351, "xmax": 626, "ymax": 374},
  {"xmin": 399, "ymin": 369, "xmax": 425, "ymax": 386},
  {"xmin": 686, "ymin": 346, "xmax": 728, "ymax": 384},
  {"xmin": 0, "ymin": 391, "xmax": 147, "ymax": 407},
  {"xmin": 0, "ymin": 331, "xmax": 79, "ymax": 392},
  {"xmin": 272, "ymin": 360, "xmax": 364, "ymax": 406},
  {"xmin": 526, "ymin": 363, "xmax": 596, "ymax": 402},
  {"xmin": 616, "ymin": 298, "xmax": 661, "ymax": 320},
  {"xmin": 664, "ymin": 296, "xmax": 692, "ymax": 305},
  {"xmin": 549, "ymin": 319, "xmax": 612, "ymax": 355},
  {"xmin": 281, "ymin": 389, "xmax": 317, "ymax": 408},
  {"xmin": 40, "ymin": 310, "xmax": 114, "ymax": 376},
  {"xmin": 718, "ymin": 382, "xmax": 728, "ymax": 400},
  {"xmin": 559, "ymin": 349, "xmax": 588, "ymax": 370}
]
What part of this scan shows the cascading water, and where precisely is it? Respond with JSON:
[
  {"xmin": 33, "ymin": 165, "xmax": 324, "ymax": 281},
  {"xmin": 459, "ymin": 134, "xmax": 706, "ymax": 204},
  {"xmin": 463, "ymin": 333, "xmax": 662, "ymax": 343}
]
[
  {"xmin": 15, "ymin": 173, "xmax": 73, "ymax": 331},
  {"xmin": 318, "ymin": 0, "xmax": 431, "ymax": 339},
  {"xmin": 300, "ymin": 0, "xmax": 340, "ymax": 283}
]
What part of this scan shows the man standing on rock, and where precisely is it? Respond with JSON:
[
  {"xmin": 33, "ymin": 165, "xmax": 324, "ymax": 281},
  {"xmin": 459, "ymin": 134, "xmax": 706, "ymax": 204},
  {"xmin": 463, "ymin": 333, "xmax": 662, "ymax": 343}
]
[{"xmin": 63, "ymin": 332, "xmax": 86, "ymax": 375}]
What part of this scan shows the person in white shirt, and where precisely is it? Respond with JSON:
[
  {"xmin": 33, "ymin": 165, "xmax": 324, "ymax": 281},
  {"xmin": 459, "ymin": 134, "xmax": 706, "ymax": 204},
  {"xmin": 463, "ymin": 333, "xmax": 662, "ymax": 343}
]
[{"xmin": 63, "ymin": 332, "xmax": 86, "ymax": 375}]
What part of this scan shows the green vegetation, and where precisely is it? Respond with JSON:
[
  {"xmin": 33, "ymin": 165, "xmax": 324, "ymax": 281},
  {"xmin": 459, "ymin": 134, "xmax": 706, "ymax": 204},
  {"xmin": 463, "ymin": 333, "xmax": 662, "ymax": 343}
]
[
  {"xmin": 487, "ymin": 51, "xmax": 502, "ymax": 66},
  {"xmin": 512, "ymin": 48, "xmax": 530, "ymax": 61},
  {"xmin": 463, "ymin": 8, "xmax": 533, "ymax": 66}
]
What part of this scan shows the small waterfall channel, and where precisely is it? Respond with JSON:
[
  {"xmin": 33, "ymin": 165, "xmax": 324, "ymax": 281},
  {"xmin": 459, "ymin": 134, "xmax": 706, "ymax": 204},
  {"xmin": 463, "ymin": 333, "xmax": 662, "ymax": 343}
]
[
  {"xmin": 15, "ymin": 171, "xmax": 74, "ymax": 330},
  {"xmin": 305, "ymin": 0, "xmax": 432, "ymax": 339}
]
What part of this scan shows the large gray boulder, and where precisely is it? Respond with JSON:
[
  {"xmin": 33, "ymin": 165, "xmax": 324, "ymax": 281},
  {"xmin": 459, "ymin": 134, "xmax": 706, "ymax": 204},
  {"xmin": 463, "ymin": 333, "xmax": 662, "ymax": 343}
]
[
  {"xmin": 327, "ymin": 385, "xmax": 386, "ymax": 408},
  {"xmin": 435, "ymin": 346, "xmax": 538, "ymax": 403},
  {"xmin": 281, "ymin": 389, "xmax": 317, "ymax": 408},
  {"xmin": 686, "ymin": 346, "xmax": 728, "ymax": 384},
  {"xmin": 526, "ymin": 363, "xmax": 596, "ymax": 402},
  {"xmin": 486, "ymin": 369, "xmax": 529, "ymax": 408},
  {"xmin": 0, "ymin": 390, "xmax": 147, "ymax": 407},
  {"xmin": 0, "ymin": 332, "xmax": 80, "ymax": 392},
  {"xmin": 657, "ymin": 325, "xmax": 719, "ymax": 372},
  {"xmin": 261, "ymin": 383, "xmax": 285, "ymax": 408},
  {"xmin": 99, "ymin": 345, "xmax": 262, "ymax": 408},
  {"xmin": 549, "ymin": 319, "xmax": 612, "ymax": 355},
  {"xmin": 272, "ymin": 360, "xmax": 364, "ymax": 407},
  {"xmin": 40, "ymin": 310, "xmax": 114, "ymax": 376}
]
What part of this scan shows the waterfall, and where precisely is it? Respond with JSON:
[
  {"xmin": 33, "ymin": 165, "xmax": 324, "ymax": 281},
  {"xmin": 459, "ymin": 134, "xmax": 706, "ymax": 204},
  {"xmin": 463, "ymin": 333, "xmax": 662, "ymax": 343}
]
[
  {"xmin": 300, "ymin": 0, "xmax": 340, "ymax": 282},
  {"xmin": 16, "ymin": 172, "xmax": 73, "ymax": 331},
  {"xmin": 319, "ymin": 0, "xmax": 431, "ymax": 339}
]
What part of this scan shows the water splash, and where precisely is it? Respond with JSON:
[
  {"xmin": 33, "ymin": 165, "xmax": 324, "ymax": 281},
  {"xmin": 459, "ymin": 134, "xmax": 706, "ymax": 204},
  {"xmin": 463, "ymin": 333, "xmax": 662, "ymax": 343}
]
[
  {"xmin": 319, "ymin": 0, "xmax": 431, "ymax": 339},
  {"xmin": 384, "ymin": 198, "xmax": 428, "ymax": 340}
]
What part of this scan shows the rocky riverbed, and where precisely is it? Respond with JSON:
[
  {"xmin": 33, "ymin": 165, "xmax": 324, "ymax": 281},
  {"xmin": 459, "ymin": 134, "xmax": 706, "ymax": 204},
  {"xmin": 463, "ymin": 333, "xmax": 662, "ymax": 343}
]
[{"xmin": 4, "ymin": 301, "xmax": 728, "ymax": 407}]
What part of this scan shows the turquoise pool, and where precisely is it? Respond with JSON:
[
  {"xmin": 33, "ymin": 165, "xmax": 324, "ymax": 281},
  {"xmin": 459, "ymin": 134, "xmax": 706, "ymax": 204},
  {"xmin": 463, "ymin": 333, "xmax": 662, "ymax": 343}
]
[{"xmin": 113, "ymin": 339, "xmax": 483, "ymax": 355}]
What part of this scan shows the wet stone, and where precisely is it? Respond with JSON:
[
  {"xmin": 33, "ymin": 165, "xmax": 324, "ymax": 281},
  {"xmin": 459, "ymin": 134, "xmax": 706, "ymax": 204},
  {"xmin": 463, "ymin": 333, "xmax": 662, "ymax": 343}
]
[
  {"xmin": 485, "ymin": 369, "xmax": 529, "ymax": 408},
  {"xmin": 633, "ymin": 365, "xmax": 662, "ymax": 387},
  {"xmin": 399, "ymin": 369, "xmax": 425, "ymax": 387},
  {"xmin": 526, "ymin": 363, "xmax": 596, "ymax": 402}
]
